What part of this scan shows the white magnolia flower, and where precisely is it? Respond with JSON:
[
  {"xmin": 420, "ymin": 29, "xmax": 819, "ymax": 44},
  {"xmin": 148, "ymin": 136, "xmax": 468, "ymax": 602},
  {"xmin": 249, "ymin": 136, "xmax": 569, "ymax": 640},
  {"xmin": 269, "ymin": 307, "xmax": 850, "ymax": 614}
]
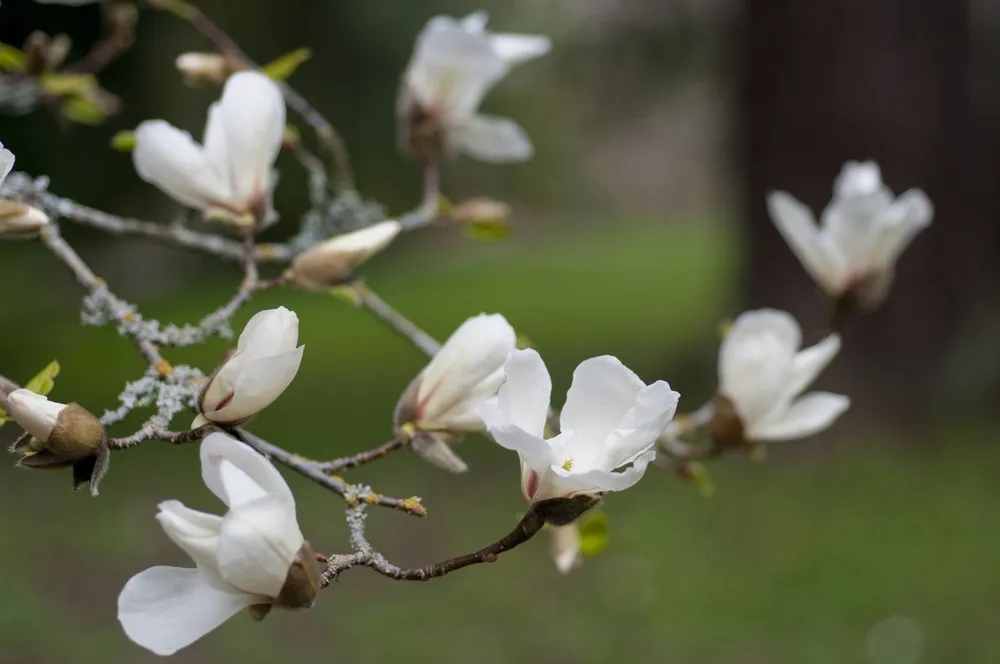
[
  {"xmin": 198, "ymin": 307, "xmax": 304, "ymax": 426},
  {"xmin": 0, "ymin": 141, "xmax": 14, "ymax": 186},
  {"xmin": 767, "ymin": 161, "xmax": 933, "ymax": 305},
  {"xmin": 288, "ymin": 220, "xmax": 402, "ymax": 290},
  {"xmin": 5, "ymin": 389, "xmax": 67, "ymax": 442},
  {"xmin": 716, "ymin": 309, "xmax": 849, "ymax": 442},
  {"xmin": 394, "ymin": 313, "xmax": 516, "ymax": 472},
  {"xmin": 550, "ymin": 524, "xmax": 583, "ymax": 574},
  {"xmin": 133, "ymin": 71, "xmax": 285, "ymax": 225},
  {"xmin": 400, "ymin": 10, "xmax": 550, "ymax": 163},
  {"xmin": 483, "ymin": 349, "xmax": 678, "ymax": 508},
  {"xmin": 118, "ymin": 433, "xmax": 316, "ymax": 656}
]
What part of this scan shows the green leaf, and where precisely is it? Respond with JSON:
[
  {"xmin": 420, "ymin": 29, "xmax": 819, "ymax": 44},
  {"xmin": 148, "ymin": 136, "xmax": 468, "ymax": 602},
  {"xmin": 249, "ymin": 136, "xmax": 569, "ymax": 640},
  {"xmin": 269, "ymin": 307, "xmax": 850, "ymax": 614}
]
[
  {"xmin": 328, "ymin": 285, "xmax": 362, "ymax": 307},
  {"xmin": 0, "ymin": 407, "xmax": 8, "ymax": 427},
  {"xmin": 688, "ymin": 461, "xmax": 716, "ymax": 498},
  {"xmin": 463, "ymin": 218, "xmax": 512, "ymax": 243},
  {"xmin": 24, "ymin": 361, "xmax": 59, "ymax": 396},
  {"xmin": 578, "ymin": 511, "xmax": 609, "ymax": 557},
  {"xmin": 61, "ymin": 96, "xmax": 109, "ymax": 125},
  {"xmin": 0, "ymin": 43, "xmax": 27, "ymax": 72},
  {"xmin": 111, "ymin": 130, "xmax": 136, "ymax": 152},
  {"xmin": 40, "ymin": 73, "xmax": 97, "ymax": 96},
  {"xmin": 261, "ymin": 48, "xmax": 311, "ymax": 81}
]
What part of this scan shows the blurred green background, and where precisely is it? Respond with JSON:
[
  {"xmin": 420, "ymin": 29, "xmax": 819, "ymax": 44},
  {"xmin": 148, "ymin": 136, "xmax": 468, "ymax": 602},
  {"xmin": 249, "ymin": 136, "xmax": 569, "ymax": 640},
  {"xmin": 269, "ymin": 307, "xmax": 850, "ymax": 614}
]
[{"xmin": 1, "ymin": 0, "xmax": 999, "ymax": 663}]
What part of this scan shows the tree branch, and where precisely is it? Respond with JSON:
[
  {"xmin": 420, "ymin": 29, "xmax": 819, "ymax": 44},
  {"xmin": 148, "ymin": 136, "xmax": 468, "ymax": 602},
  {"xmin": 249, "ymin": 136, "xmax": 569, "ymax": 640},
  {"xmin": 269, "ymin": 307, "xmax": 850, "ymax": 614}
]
[
  {"xmin": 106, "ymin": 425, "xmax": 212, "ymax": 450},
  {"xmin": 40, "ymin": 226, "xmax": 166, "ymax": 370},
  {"xmin": 353, "ymin": 284, "xmax": 441, "ymax": 357},
  {"xmin": 319, "ymin": 435, "xmax": 408, "ymax": 473},
  {"xmin": 321, "ymin": 504, "xmax": 545, "ymax": 586},
  {"xmin": 234, "ymin": 428, "xmax": 427, "ymax": 518}
]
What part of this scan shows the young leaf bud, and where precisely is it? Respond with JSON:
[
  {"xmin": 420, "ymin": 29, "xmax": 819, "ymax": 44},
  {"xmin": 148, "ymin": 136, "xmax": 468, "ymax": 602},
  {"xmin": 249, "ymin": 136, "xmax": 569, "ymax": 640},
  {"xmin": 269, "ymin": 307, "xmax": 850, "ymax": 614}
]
[
  {"xmin": 287, "ymin": 221, "xmax": 401, "ymax": 290},
  {"xmin": 0, "ymin": 200, "xmax": 49, "ymax": 237}
]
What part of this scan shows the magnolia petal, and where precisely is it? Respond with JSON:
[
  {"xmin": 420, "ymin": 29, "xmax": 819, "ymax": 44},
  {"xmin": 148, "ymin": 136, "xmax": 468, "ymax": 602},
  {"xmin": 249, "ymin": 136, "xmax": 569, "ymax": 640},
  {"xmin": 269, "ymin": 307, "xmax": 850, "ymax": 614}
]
[
  {"xmin": 875, "ymin": 188, "xmax": 934, "ymax": 267},
  {"xmin": 0, "ymin": 143, "xmax": 14, "ymax": 186},
  {"xmin": 118, "ymin": 566, "xmax": 257, "ymax": 656},
  {"xmin": 603, "ymin": 381, "xmax": 679, "ymax": 469},
  {"xmin": 212, "ymin": 71, "xmax": 285, "ymax": 206},
  {"xmin": 460, "ymin": 10, "xmax": 489, "ymax": 32},
  {"xmin": 719, "ymin": 309, "xmax": 801, "ymax": 425},
  {"xmin": 416, "ymin": 313, "xmax": 516, "ymax": 424},
  {"xmin": 495, "ymin": 348, "xmax": 551, "ymax": 437},
  {"xmin": 206, "ymin": 346, "xmax": 304, "ymax": 424},
  {"xmin": 749, "ymin": 392, "xmax": 850, "ymax": 441},
  {"xmin": 784, "ymin": 333, "xmax": 841, "ymax": 402},
  {"xmin": 4, "ymin": 389, "xmax": 66, "ymax": 442},
  {"xmin": 546, "ymin": 449, "xmax": 657, "ymax": 497},
  {"xmin": 833, "ymin": 161, "xmax": 882, "ymax": 199},
  {"xmin": 766, "ymin": 191, "xmax": 841, "ymax": 293},
  {"xmin": 431, "ymin": 365, "xmax": 506, "ymax": 431},
  {"xmin": 156, "ymin": 500, "xmax": 223, "ymax": 572},
  {"xmin": 200, "ymin": 432, "xmax": 294, "ymax": 508},
  {"xmin": 490, "ymin": 34, "xmax": 551, "ymax": 65},
  {"xmin": 237, "ymin": 306, "xmax": 299, "ymax": 358},
  {"xmin": 411, "ymin": 432, "xmax": 469, "ymax": 473},
  {"xmin": 560, "ymin": 356, "xmax": 646, "ymax": 451},
  {"xmin": 486, "ymin": 423, "xmax": 552, "ymax": 467},
  {"xmin": 216, "ymin": 495, "xmax": 303, "ymax": 598},
  {"xmin": 550, "ymin": 524, "xmax": 582, "ymax": 574},
  {"xmin": 406, "ymin": 20, "xmax": 508, "ymax": 115},
  {"xmin": 133, "ymin": 120, "xmax": 230, "ymax": 211},
  {"xmin": 449, "ymin": 114, "xmax": 534, "ymax": 163}
]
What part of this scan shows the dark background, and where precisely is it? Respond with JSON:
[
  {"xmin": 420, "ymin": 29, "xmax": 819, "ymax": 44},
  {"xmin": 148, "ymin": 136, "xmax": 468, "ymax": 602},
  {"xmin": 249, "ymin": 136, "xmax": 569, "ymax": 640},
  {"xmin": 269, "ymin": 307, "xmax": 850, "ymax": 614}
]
[{"xmin": 0, "ymin": 1, "xmax": 998, "ymax": 662}]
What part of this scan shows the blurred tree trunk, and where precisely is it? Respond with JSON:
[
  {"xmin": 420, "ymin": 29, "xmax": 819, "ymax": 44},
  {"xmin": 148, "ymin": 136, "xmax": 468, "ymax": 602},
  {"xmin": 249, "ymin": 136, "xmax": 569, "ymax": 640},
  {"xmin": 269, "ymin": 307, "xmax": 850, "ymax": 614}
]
[{"xmin": 738, "ymin": 0, "xmax": 1000, "ymax": 426}]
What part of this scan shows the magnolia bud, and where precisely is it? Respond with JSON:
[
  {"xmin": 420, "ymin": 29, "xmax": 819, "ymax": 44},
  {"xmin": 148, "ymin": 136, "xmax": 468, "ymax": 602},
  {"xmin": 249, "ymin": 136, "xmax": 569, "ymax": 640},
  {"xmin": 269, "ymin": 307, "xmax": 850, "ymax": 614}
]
[
  {"xmin": 0, "ymin": 200, "xmax": 49, "ymax": 237},
  {"xmin": 531, "ymin": 494, "xmax": 602, "ymax": 527},
  {"xmin": 175, "ymin": 52, "xmax": 238, "ymax": 87},
  {"xmin": 47, "ymin": 403, "xmax": 105, "ymax": 460},
  {"xmin": 706, "ymin": 393, "xmax": 745, "ymax": 450},
  {"xmin": 6, "ymin": 390, "xmax": 109, "ymax": 495},
  {"xmin": 287, "ymin": 221, "xmax": 402, "ymax": 290}
]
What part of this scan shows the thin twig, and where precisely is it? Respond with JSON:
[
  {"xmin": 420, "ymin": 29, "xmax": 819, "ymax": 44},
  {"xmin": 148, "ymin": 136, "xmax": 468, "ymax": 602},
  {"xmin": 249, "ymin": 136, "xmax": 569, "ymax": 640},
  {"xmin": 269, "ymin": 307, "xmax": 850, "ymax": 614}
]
[
  {"xmin": 234, "ymin": 428, "xmax": 427, "ymax": 518},
  {"xmin": 40, "ymin": 226, "xmax": 165, "ymax": 369},
  {"xmin": 149, "ymin": 0, "xmax": 354, "ymax": 190},
  {"xmin": 353, "ymin": 284, "xmax": 441, "ymax": 357},
  {"xmin": 319, "ymin": 436, "xmax": 408, "ymax": 473},
  {"xmin": 322, "ymin": 504, "xmax": 545, "ymax": 586},
  {"xmin": 106, "ymin": 425, "xmax": 212, "ymax": 450},
  {"xmin": 4, "ymin": 176, "xmax": 295, "ymax": 262},
  {"xmin": 399, "ymin": 159, "xmax": 441, "ymax": 231},
  {"xmin": 65, "ymin": 3, "xmax": 135, "ymax": 75}
]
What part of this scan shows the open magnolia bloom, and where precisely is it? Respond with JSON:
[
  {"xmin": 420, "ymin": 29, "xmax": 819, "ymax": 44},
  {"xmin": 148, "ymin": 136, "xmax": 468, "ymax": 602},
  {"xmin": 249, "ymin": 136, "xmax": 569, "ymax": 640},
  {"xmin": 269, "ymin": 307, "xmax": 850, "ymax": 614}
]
[
  {"xmin": 711, "ymin": 309, "xmax": 849, "ymax": 446},
  {"xmin": 133, "ymin": 71, "xmax": 285, "ymax": 226},
  {"xmin": 394, "ymin": 313, "xmax": 516, "ymax": 472},
  {"xmin": 118, "ymin": 433, "xmax": 318, "ymax": 656},
  {"xmin": 482, "ymin": 349, "xmax": 679, "ymax": 524},
  {"xmin": 398, "ymin": 10, "xmax": 550, "ymax": 163},
  {"xmin": 198, "ymin": 307, "xmax": 304, "ymax": 426},
  {"xmin": 767, "ymin": 161, "xmax": 933, "ymax": 310},
  {"xmin": 5, "ymin": 389, "xmax": 108, "ymax": 495},
  {"xmin": 287, "ymin": 220, "xmax": 402, "ymax": 290},
  {"xmin": 0, "ymin": 141, "xmax": 49, "ymax": 237}
]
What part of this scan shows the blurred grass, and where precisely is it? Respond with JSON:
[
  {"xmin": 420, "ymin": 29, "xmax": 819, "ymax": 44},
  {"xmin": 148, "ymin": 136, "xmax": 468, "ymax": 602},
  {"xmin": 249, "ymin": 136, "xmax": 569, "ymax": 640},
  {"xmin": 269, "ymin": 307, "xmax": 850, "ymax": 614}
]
[{"xmin": 0, "ymin": 221, "xmax": 997, "ymax": 663}]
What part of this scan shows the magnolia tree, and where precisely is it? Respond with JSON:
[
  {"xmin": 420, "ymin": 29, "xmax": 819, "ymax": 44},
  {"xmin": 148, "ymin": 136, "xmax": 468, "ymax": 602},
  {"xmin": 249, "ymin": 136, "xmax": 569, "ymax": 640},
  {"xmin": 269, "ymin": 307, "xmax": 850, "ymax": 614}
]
[{"xmin": 0, "ymin": 1, "xmax": 934, "ymax": 657}]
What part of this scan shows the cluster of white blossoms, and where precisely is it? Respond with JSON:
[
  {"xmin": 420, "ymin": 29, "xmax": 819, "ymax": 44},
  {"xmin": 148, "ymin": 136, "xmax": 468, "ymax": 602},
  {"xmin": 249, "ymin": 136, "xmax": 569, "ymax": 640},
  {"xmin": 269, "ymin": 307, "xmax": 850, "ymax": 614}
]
[{"xmin": 0, "ymin": 4, "xmax": 937, "ymax": 658}]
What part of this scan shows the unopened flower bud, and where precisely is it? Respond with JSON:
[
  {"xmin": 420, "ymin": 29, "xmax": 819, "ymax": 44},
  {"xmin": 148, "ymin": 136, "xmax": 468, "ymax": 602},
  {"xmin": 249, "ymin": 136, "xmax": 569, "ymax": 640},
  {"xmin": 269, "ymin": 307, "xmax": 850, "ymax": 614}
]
[
  {"xmin": 175, "ymin": 52, "xmax": 237, "ymax": 87},
  {"xmin": 287, "ymin": 220, "xmax": 402, "ymax": 290},
  {"xmin": 0, "ymin": 200, "xmax": 49, "ymax": 237},
  {"xmin": 6, "ymin": 390, "xmax": 109, "ymax": 495}
]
